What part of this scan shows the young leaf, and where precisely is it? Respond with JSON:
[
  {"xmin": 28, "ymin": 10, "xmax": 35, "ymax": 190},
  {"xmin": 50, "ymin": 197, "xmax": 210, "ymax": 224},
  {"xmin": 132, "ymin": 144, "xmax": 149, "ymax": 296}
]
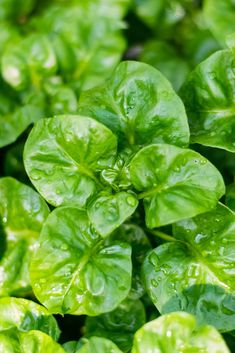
[
  {"xmin": 0, "ymin": 297, "xmax": 60, "ymax": 340},
  {"xmin": 88, "ymin": 192, "xmax": 138, "ymax": 237},
  {"xmin": 132, "ymin": 312, "xmax": 230, "ymax": 353},
  {"xmin": 0, "ymin": 177, "xmax": 49, "ymax": 296},
  {"xmin": 24, "ymin": 115, "xmax": 117, "ymax": 208},
  {"xmin": 180, "ymin": 49, "xmax": 235, "ymax": 152},
  {"xmin": 143, "ymin": 203, "xmax": 235, "ymax": 332},
  {"xmin": 130, "ymin": 144, "xmax": 225, "ymax": 228},
  {"xmin": 78, "ymin": 61, "xmax": 189, "ymax": 149},
  {"xmin": 0, "ymin": 329, "xmax": 66, "ymax": 353},
  {"xmin": 85, "ymin": 298, "xmax": 146, "ymax": 352},
  {"xmin": 30, "ymin": 207, "xmax": 132, "ymax": 315},
  {"xmin": 77, "ymin": 337, "xmax": 123, "ymax": 353}
]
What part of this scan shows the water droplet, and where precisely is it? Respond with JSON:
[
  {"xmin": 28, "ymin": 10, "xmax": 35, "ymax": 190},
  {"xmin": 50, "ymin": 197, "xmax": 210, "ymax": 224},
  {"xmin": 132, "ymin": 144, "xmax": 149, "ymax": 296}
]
[
  {"xmin": 202, "ymin": 250, "xmax": 212, "ymax": 256},
  {"xmin": 107, "ymin": 206, "xmax": 119, "ymax": 221},
  {"xmin": 118, "ymin": 284, "xmax": 126, "ymax": 291},
  {"xmin": 162, "ymin": 91, "xmax": 169, "ymax": 98},
  {"xmin": 31, "ymin": 172, "xmax": 40, "ymax": 181},
  {"xmin": 56, "ymin": 189, "xmax": 61, "ymax": 195},
  {"xmin": 166, "ymin": 330, "xmax": 172, "ymax": 338},
  {"xmin": 94, "ymin": 202, "xmax": 101, "ymax": 209},
  {"xmin": 219, "ymin": 246, "xmax": 225, "ymax": 256},
  {"xmin": 61, "ymin": 244, "xmax": 68, "ymax": 250},
  {"xmin": 195, "ymin": 233, "xmax": 207, "ymax": 243},
  {"xmin": 151, "ymin": 279, "xmax": 158, "ymax": 287},
  {"xmin": 209, "ymin": 72, "xmax": 216, "ymax": 79},
  {"xmin": 193, "ymin": 159, "xmax": 199, "ymax": 164},
  {"xmin": 149, "ymin": 252, "xmax": 159, "ymax": 267},
  {"xmin": 65, "ymin": 133, "xmax": 73, "ymax": 142},
  {"xmin": 34, "ymin": 283, "xmax": 41, "ymax": 289},
  {"xmin": 126, "ymin": 195, "xmax": 137, "ymax": 207},
  {"xmin": 215, "ymin": 218, "xmax": 220, "ymax": 222},
  {"xmin": 45, "ymin": 169, "xmax": 53, "ymax": 176},
  {"xmin": 210, "ymin": 240, "xmax": 215, "ymax": 246},
  {"xmin": 187, "ymin": 264, "xmax": 199, "ymax": 278},
  {"xmin": 200, "ymin": 159, "xmax": 207, "ymax": 165},
  {"xmin": 173, "ymin": 166, "xmax": 180, "ymax": 172},
  {"xmin": 2, "ymin": 217, "xmax": 7, "ymax": 223},
  {"xmin": 222, "ymin": 238, "xmax": 228, "ymax": 244},
  {"xmin": 39, "ymin": 278, "xmax": 46, "ymax": 284}
]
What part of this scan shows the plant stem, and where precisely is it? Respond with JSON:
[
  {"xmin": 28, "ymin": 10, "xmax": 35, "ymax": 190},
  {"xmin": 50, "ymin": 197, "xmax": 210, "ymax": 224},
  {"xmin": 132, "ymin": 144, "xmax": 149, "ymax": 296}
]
[{"xmin": 147, "ymin": 229, "xmax": 176, "ymax": 242}]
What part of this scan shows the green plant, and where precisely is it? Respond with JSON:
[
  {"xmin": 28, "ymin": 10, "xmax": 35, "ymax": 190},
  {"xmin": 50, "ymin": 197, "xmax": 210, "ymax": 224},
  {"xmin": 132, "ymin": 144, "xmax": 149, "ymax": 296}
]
[{"xmin": 1, "ymin": 1, "xmax": 235, "ymax": 352}]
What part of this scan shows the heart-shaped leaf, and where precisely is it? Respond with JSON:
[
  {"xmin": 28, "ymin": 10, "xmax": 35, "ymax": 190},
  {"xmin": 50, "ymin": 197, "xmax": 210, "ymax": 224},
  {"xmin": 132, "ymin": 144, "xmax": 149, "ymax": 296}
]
[
  {"xmin": 130, "ymin": 144, "xmax": 225, "ymax": 228},
  {"xmin": 30, "ymin": 206, "xmax": 132, "ymax": 315},
  {"xmin": 24, "ymin": 115, "xmax": 117, "ymax": 208}
]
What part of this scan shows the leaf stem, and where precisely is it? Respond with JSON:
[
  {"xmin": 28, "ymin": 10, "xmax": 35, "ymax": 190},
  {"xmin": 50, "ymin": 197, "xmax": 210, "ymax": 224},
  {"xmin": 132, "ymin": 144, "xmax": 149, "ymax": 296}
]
[{"xmin": 147, "ymin": 229, "xmax": 176, "ymax": 242}]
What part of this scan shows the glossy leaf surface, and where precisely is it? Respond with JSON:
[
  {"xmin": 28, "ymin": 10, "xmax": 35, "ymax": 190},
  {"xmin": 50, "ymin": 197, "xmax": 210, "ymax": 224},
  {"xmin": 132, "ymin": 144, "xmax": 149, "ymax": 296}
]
[
  {"xmin": 0, "ymin": 177, "xmax": 49, "ymax": 296},
  {"xmin": 78, "ymin": 61, "xmax": 189, "ymax": 149},
  {"xmin": 0, "ymin": 297, "xmax": 60, "ymax": 340},
  {"xmin": 130, "ymin": 144, "xmax": 225, "ymax": 228},
  {"xmin": 78, "ymin": 337, "xmax": 123, "ymax": 353},
  {"xmin": 88, "ymin": 192, "xmax": 138, "ymax": 237},
  {"xmin": 24, "ymin": 115, "xmax": 117, "ymax": 207},
  {"xmin": 0, "ymin": 329, "xmax": 65, "ymax": 353},
  {"xmin": 143, "ymin": 204, "xmax": 235, "ymax": 332},
  {"xmin": 132, "ymin": 312, "xmax": 230, "ymax": 353},
  {"xmin": 181, "ymin": 49, "xmax": 235, "ymax": 152},
  {"xmin": 30, "ymin": 207, "xmax": 132, "ymax": 315}
]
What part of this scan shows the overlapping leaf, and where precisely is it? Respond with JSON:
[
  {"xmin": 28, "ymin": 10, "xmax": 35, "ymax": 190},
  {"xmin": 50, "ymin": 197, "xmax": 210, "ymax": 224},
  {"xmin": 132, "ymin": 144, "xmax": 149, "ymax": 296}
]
[
  {"xmin": 143, "ymin": 204, "xmax": 235, "ymax": 332},
  {"xmin": 30, "ymin": 207, "xmax": 132, "ymax": 315}
]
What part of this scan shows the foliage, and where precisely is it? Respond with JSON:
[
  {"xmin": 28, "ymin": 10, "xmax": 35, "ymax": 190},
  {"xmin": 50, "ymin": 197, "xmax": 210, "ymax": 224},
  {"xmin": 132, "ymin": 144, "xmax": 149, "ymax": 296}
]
[{"xmin": 1, "ymin": 0, "xmax": 235, "ymax": 351}]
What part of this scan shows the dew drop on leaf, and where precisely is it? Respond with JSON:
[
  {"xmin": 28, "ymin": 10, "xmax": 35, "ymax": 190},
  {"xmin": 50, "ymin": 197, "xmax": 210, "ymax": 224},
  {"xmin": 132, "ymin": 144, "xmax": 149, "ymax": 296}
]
[
  {"xmin": 126, "ymin": 195, "xmax": 137, "ymax": 207},
  {"xmin": 149, "ymin": 252, "xmax": 159, "ymax": 267}
]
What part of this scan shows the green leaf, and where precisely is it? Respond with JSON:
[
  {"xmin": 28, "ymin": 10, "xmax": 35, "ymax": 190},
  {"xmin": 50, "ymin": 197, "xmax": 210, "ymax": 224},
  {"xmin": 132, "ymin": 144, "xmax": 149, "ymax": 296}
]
[
  {"xmin": 78, "ymin": 61, "xmax": 189, "ymax": 149},
  {"xmin": 203, "ymin": 0, "xmax": 235, "ymax": 46},
  {"xmin": 0, "ymin": 297, "xmax": 60, "ymax": 340},
  {"xmin": 0, "ymin": 177, "xmax": 49, "ymax": 296},
  {"xmin": 77, "ymin": 337, "xmax": 123, "ymax": 353},
  {"xmin": 1, "ymin": 34, "xmax": 57, "ymax": 90},
  {"xmin": 85, "ymin": 298, "xmax": 146, "ymax": 352},
  {"xmin": 24, "ymin": 115, "xmax": 117, "ymax": 208},
  {"xmin": 0, "ymin": 92, "xmax": 44, "ymax": 148},
  {"xmin": 132, "ymin": 312, "xmax": 230, "ymax": 353},
  {"xmin": 130, "ymin": 144, "xmax": 225, "ymax": 228},
  {"xmin": 88, "ymin": 192, "xmax": 138, "ymax": 237},
  {"xmin": 180, "ymin": 49, "xmax": 235, "ymax": 152},
  {"xmin": 143, "ymin": 203, "xmax": 235, "ymax": 332},
  {"xmin": 20, "ymin": 330, "xmax": 66, "ymax": 353},
  {"xmin": 30, "ymin": 206, "xmax": 132, "ymax": 315},
  {"xmin": 33, "ymin": 4, "xmax": 126, "ymax": 92},
  {"xmin": 63, "ymin": 340, "xmax": 87, "ymax": 353},
  {"xmin": 140, "ymin": 40, "xmax": 190, "ymax": 91},
  {"xmin": 0, "ymin": 329, "xmax": 65, "ymax": 353}
]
